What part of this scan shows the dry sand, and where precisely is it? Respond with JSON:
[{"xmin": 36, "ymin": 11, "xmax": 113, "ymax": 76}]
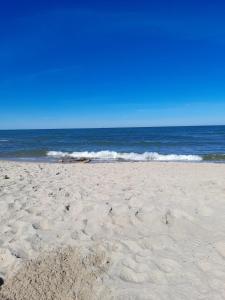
[
  {"xmin": 0, "ymin": 247, "xmax": 109, "ymax": 300},
  {"xmin": 0, "ymin": 161, "xmax": 225, "ymax": 299}
]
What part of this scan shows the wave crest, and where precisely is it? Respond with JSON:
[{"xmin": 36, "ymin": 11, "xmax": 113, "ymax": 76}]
[{"xmin": 47, "ymin": 150, "xmax": 202, "ymax": 162}]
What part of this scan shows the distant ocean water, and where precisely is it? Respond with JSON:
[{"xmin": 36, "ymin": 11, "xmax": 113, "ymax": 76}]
[{"xmin": 0, "ymin": 126, "xmax": 225, "ymax": 162}]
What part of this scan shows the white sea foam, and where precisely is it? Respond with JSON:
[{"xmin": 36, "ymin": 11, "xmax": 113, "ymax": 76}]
[
  {"xmin": 47, "ymin": 150, "xmax": 202, "ymax": 162},
  {"xmin": 0, "ymin": 139, "xmax": 9, "ymax": 142}
]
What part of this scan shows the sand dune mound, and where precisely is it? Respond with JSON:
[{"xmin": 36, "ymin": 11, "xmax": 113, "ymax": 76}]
[{"xmin": 0, "ymin": 247, "xmax": 110, "ymax": 300}]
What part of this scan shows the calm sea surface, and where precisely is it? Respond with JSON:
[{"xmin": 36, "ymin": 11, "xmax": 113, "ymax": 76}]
[{"xmin": 0, "ymin": 126, "xmax": 224, "ymax": 162}]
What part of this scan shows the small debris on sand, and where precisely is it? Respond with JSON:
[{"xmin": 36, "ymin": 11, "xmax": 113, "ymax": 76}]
[
  {"xmin": 0, "ymin": 277, "xmax": 4, "ymax": 287},
  {"xmin": 65, "ymin": 204, "xmax": 70, "ymax": 211},
  {"xmin": 59, "ymin": 157, "xmax": 91, "ymax": 164}
]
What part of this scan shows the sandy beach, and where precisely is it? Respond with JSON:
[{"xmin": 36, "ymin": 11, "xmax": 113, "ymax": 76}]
[{"xmin": 0, "ymin": 160, "xmax": 225, "ymax": 299}]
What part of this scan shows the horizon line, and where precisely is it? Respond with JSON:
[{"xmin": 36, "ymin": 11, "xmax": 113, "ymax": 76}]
[{"xmin": 0, "ymin": 124, "xmax": 224, "ymax": 131}]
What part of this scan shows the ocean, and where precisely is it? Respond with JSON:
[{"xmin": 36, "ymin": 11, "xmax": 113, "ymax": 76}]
[{"xmin": 0, "ymin": 126, "xmax": 224, "ymax": 162}]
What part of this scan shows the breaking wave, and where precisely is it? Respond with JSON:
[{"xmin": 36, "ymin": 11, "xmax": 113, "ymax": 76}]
[{"xmin": 47, "ymin": 150, "xmax": 203, "ymax": 162}]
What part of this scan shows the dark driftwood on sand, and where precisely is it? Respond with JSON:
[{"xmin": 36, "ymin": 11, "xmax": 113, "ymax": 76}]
[{"xmin": 59, "ymin": 157, "xmax": 91, "ymax": 164}]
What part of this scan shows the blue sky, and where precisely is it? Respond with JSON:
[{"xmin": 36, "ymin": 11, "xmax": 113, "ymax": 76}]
[{"xmin": 0, "ymin": 0, "xmax": 225, "ymax": 129}]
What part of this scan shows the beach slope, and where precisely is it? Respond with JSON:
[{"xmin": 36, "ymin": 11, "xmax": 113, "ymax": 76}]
[{"xmin": 0, "ymin": 161, "xmax": 225, "ymax": 299}]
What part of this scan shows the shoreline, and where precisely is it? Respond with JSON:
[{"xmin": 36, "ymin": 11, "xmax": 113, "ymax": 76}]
[
  {"xmin": 1, "ymin": 157, "xmax": 225, "ymax": 165},
  {"xmin": 1, "ymin": 160, "xmax": 225, "ymax": 299}
]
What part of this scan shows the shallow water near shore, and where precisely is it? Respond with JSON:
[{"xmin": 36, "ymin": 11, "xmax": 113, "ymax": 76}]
[{"xmin": 0, "ymin": 125, "xmax": 224, "ymax": 162}]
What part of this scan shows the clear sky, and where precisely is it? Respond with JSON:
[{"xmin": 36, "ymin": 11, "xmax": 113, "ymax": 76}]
[{"xmin": 0, "ymin": 0, "xmax": 225, "ymax": 129}]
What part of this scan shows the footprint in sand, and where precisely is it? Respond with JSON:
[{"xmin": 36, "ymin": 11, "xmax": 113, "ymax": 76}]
[
  {"xmin": 120, "ymin": 264, "xmax": 150, "ymax": 283},
  {"xmin": 215, "ymin": 241, "xmax": 225, "ymax": 258},
  {"xmin": 32, "ymin": 219, "xmax": 50, "ymax": 231}
]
